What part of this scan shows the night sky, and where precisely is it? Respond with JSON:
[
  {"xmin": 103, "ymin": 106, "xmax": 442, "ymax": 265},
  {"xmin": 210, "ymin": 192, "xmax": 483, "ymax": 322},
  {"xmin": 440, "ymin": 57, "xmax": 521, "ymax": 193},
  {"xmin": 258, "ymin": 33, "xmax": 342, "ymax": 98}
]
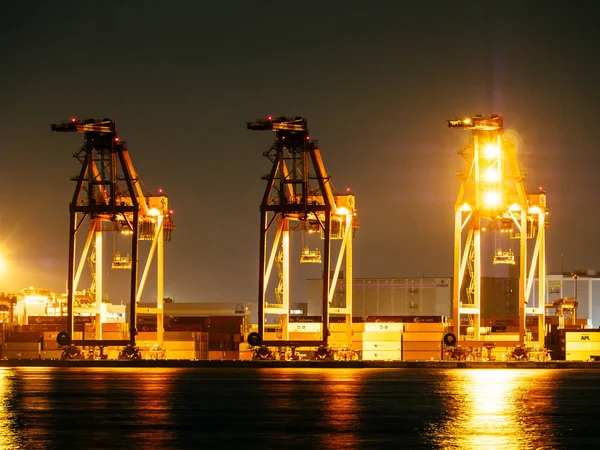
[{"xmin": 1, "ymin": 2, "xmax": 599, "ymax": 306}]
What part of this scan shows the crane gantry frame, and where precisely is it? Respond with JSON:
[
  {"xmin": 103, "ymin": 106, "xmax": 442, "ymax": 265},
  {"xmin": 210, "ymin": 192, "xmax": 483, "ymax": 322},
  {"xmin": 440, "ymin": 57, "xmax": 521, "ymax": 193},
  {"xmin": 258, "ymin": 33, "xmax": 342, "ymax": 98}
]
[
  {"xmin": 248, "ymin": 116, "xmax": 357, "ymax": 355},
  {"xmin": 449, "ymin": 114, "xmax": 547, "ymax": 345},
  {"xmin": 51, "ymin": 118, "xmax": 174, "ymax": 352}
]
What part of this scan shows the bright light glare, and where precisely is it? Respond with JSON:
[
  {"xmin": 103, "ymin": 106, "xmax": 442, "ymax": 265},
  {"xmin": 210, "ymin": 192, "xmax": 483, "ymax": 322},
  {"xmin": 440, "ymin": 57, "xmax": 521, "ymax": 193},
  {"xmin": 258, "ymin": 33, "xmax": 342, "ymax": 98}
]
[
  {"xmin": 483, "ymin": 191, "xmax": 501, "ymax": 208},
  {"xmin": 0, "ymin": 253, "xmax": 5, "ymax": 275},
  {"xmin": 529, "ymin": 205, "xmax": 542, "ymax": 214},
  {"xmin": 147, "ymin": 208, "xmax": 161, "ymax": 216},
  {"xmin": 482, "ymin": 143, "xmax": 500, "ymax": 159},
  {"xmin": 336, "ymin": 206, "xmax": 350, "ymax": 216},
  {"xmin": 482, "ymin": 167, "xmax": 500, "ymax": 182},
  {"xmin": 509, "ymin": 203, "xmax": 522, "ymax": 211}
]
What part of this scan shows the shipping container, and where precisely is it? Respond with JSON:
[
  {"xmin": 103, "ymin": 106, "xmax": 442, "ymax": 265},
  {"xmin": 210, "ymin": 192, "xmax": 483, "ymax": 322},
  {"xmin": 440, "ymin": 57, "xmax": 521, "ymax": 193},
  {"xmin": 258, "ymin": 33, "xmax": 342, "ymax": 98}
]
[
  {"xmin": 565, "ymin": 350, "xmax": 600, "ymax": 361},
  {"xmin": 167, "ymin": 349, "xmax": 196, "ymax": 360},
  {"xmin": 3, "ymin": 350, "xmax": 41, "ymax": 360},
  {"xmin": 40, "ymin": 350, "xmax": 63, "ymax": 360},
  {"xmin": 402, "ymin": 332, "xmax": 444, "ymax": 342},
  {"xmin": 364, "ymin": 322, "xmax": 403, "ymax": 332},
  {"xmin": 361, "ymin": 350, "xmax": 401, "ymax": 361},
  {"xmin": 288, "ymin": 323, "xmax": 321, "ymax": 333},
  {"xmin": 403, "ymin": 350, "xmax": 441, "ymax": 361},
  {"xmin": 403, "ymin": 323, "xmax": 444, "ymax": 332},
  {"xmin": 361, "ymin": 331, "xmax": 402, "ymax": 342},
  {"xmin": 163, "ymin": 331, "xmax": 195, "ymax": 341},
  {"xmin": 403, "ymin": 341, "xmax": 443, "ymax": 352},
  {"xmin": 3, "ymin": 342, "xmax": 41, "ymax": 352},
  {"xmin": 361, "ymin": 341, "xmax": 401, "ymax": 351}
]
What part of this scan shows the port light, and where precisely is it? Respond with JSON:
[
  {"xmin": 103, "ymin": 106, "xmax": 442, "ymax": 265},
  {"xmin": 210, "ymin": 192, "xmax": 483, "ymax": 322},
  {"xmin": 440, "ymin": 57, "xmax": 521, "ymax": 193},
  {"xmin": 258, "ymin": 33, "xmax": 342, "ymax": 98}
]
[
  {"xmin": 483, "ymin": 191, "xmax": 501, "ymax": 208},
  {"xmin": 482, "ymin": 143, "xmax": 500, "ymax": 159}
]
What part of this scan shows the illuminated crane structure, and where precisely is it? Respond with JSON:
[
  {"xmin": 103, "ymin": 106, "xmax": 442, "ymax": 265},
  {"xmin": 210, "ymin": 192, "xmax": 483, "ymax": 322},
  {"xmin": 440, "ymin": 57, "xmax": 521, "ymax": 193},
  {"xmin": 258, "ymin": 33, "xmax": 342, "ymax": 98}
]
[
  {"xmin": 248, "ymin": 116, "xmax": 357, "ymax": 354},
  {"xmin": 51, "ymin": 118, "xmax": 174, "ymax": 351},
  {"xmin": 449, "ymin": 115, "xmax": 546, "ymax": 345}
]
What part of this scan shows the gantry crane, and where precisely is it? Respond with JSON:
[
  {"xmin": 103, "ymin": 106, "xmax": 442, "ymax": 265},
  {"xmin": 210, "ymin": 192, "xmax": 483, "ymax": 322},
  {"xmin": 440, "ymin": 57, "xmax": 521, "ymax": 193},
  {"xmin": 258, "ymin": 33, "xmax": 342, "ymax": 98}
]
[
  {"xmin": 449, "ymin": 114, "xmax": 546, "ymax": 345},
  {"xmin": 247, "ymin": 116, "xmax": 357, "ymax": 357},
  {"xmin": 51, "ymin": 118, "xmax": 174, "ymax": 354}
]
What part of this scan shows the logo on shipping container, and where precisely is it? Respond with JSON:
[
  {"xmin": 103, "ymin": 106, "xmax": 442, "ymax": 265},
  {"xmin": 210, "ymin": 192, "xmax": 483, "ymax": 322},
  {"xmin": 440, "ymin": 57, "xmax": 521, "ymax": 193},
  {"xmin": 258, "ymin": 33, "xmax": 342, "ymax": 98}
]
[{"xmin": 581, "ymin": 335, "xmax": 591, "ymax": 340}]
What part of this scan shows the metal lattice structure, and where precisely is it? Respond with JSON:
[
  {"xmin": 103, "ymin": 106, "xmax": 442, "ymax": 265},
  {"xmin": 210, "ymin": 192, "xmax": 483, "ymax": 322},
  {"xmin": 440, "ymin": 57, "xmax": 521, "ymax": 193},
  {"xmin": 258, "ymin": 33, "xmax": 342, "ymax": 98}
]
[
  {"xmin": 449, "ymin": 115, "xmax": 547, "ymax": 345},
  {"xmin": 51, "ymin": 118, "xmax": 174, "ymax": 352},
  {"xmin": 248, "ymin": 116, "xmax": 357, "ymax": 355}
]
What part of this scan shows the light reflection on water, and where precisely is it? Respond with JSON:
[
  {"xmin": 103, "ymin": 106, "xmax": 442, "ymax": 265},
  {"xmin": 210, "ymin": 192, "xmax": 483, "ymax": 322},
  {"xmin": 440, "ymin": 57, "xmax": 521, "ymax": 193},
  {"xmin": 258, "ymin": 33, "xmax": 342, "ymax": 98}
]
[
  {"xmin": 0, "ymin": 367, "xmax": 598, "ymax": 449},
  {"xmin": 424, "ymin": 369, "xmax": 557, "ymax": 450}
]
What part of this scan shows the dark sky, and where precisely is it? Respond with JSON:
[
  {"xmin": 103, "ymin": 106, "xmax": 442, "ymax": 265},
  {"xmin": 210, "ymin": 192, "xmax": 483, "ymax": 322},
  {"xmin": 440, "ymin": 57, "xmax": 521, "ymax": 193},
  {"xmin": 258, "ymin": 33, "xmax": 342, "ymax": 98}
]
[{"xmin": 1, "ymin": 2, "xmax": 599, "ymax": 305}]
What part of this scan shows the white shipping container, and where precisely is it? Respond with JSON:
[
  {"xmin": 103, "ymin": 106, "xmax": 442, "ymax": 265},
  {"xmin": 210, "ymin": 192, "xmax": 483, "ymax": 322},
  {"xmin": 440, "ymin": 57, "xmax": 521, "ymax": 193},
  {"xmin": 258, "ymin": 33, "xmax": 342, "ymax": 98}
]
[
  {"xmin": 361, "ymin": 350, "xmax": 402, "ymax": 361},
  {"xmin": 361, "ymin": 341, "xmax": 401, "ymax": 351},
  {"xmin": 364, "ymin": 323, "xmax": 403, "ymax": 332},
  {"xmin": 361, "ymin": 331, "xmax": 402, "ymax": 342},
  {"xmin": 289, "ymin": 323, "xmax": 321, "ymax": 333}
]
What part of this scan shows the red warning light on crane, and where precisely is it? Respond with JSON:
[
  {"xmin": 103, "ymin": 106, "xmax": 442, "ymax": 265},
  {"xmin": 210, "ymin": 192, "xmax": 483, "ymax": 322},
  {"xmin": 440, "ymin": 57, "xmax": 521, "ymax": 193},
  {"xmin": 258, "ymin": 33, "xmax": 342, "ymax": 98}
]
[
  {"xmin": 71, "ymin": 117, "xmax": 76, "ymax": 123},
  {"xmin": 158, "ymin": 188, "xmax": 163, "ymax": 194},
  {"xmin": 114, "ymin": 137, "xmax": 119, "ymax": 142},
  {"xmin": 268, "ymin": 116, "xmax": 273, "ymax": 121}
]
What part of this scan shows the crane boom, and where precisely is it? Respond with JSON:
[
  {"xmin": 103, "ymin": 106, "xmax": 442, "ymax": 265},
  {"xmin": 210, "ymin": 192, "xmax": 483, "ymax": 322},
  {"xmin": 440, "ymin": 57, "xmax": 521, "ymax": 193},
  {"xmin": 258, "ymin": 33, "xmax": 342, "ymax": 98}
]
[
  {"xmin": 51, "ymin": 118, "xmax": 114, "ymax": 133},
  {"xmin": 246, "ymin": 116, "xmax": 307, "ymax": 131}
]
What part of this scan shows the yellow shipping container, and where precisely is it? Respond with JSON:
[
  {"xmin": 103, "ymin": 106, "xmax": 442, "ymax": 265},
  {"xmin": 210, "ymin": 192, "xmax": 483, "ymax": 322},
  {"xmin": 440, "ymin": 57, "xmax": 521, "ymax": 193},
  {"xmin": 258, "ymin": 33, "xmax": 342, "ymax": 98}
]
[
  {"xmin": 101, "ymin": 332, "xmax": 128, "ymax": 341},
  {"xmin": 164, "ymin": 340, "xmax": 195, "ymax": 351},
  {"xmin": 102, "ymin": 323, "xmax": 124, "ymax": 332},
  {"xmin": 3, "ymin": 350, "xmax": 40, "ymax": 359},
  {"xmin": 404, "ymin": 323, "xmax": 444, "ymax": 333},
  {"xmin": 565, "ymin": 331, "xmax": 600, "ymax": 343},
  {"xmin": 362, "ymin": 350, "xmax": 402, "ymax": 361},
  {"xmin": 403, "ymin": 350, "xmax": 441, "ymax": 361},
  {"xmin": 3, "ymin": 342, "xmax": 41, "ymax": 352},
  {"xmin": 137, "ymin": 331, "xmax": 157, "ymax": 341},
  {"xmin": 566, "ymin": 350, "xmax": 600, "ymax": 361},
  {"xmin": 565, "ymin": 341, "xmax": 600, "ymax": 352},
  {"xmin": 40, "ymin": 350, "xmax": 63, "ymax": 360},
  {"xmin": 402, "ymin": 332, "xmax": 444, "ymax": 342},
  {"xmin": 43, "ymin": 340, "xmax": 61, "ymax": 350},
  {"xmin": 403, "ymin": 341, "xmax": 442, "ymax": 352},
  {"xmin": 329, "ymin": 323, "xmax": 352, "ymax": 333},
  {"xmin": 167, "ymin": 349, "xmax": 196, "ymax": 360},
  {"xmin": 288, "ymin": 332, "xmax": 321, "ymax": 341},
  {"xmin": 163, "ymin": 331, "xmax": 195, "ymax": 341},
  {"xmin": 43, "ymin": 332, "xmax": 59, "ymax": 341},
  {"xmin": 352, "ymin": 323, "xmax": 365, "ymax": 333}
]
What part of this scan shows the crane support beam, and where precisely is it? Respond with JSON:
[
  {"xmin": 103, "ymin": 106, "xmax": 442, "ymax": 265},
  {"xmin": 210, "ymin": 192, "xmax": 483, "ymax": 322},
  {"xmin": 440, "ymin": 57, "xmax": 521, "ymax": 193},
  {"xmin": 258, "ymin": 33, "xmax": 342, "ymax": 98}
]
[
  {"xmin": 250, "ymin": 116, "xmax": 357, "ymax": 356},
  {"xmin": 449, "ymin": 114, "xmax": 547, "ymax": 347},
  {"xmin": 52, "ymin": 118, "xmax": 174, "ymax": 350}
]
